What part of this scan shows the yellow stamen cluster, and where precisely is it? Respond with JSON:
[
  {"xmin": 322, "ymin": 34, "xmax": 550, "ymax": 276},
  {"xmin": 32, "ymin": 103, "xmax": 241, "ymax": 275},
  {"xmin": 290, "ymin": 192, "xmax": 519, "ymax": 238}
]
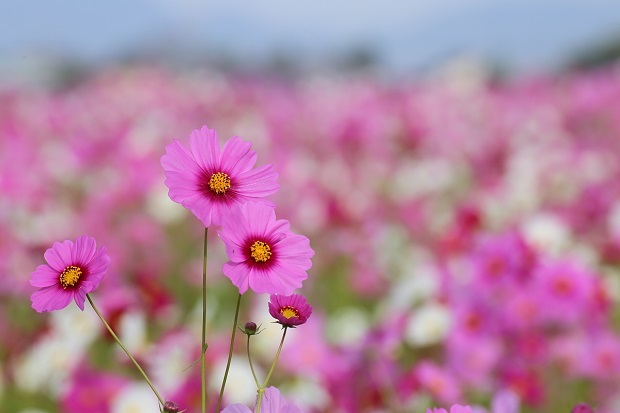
[
  {"xmin": 250, "ymin": 241, "xmax": 272, "ymax": 263},
  {"xmin": 208, "ymin": 172, "xmax": 231, "ymax": 195},
  {"xmin": 279, "ymin": 306, "xmax": 299, "ymax": 319},
  {"xmin": 60, "ymin": 265, "xmax": 82, "ymax": 288}
]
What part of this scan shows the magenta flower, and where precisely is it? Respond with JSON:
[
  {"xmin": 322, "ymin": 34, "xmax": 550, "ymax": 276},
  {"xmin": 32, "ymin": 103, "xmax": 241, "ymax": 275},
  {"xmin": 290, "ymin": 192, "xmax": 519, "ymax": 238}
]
[
  {"xmin": 218, "ymin": 202, "xmax": 314, "ymax": 295},
  {"xmin": 269, "ymin": 294, "xmax": 312, "ymax": 328},
  {"xmin": 571, "ymin": 403, "xmax": 595, "ymax": 413},
  {"xmin": 161, "ymin": 125, "xmax": 279, "ymax": 227},
  {"xmin": 221, "ymin": 386, "xmax": 301, "ymax": 413},
  {"xmin": 30, "ymin": 235, "xmax": 111, "ymax": 312}
]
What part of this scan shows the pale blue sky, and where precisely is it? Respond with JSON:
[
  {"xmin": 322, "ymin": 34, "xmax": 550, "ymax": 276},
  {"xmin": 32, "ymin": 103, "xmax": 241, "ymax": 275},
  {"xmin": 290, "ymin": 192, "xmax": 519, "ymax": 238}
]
[{"xmin": 2, "ymin": 0, "xmax": 620, "ymax": 74}]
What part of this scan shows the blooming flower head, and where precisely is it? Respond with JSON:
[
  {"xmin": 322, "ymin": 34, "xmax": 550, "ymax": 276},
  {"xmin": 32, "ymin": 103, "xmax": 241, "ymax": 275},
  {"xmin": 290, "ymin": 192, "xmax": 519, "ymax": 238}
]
[
  {"xmin": 269, "ymin": 294, "xmax": 312, "ymax": 328},
  {"xmin": 161, "ymin": 125, "xmax": 279, "ymax": 227},
  {"xmin": 221, "ymin": 386, "xmax": 301, "ymax": 413},
  {"xmin": 218, "ymin": 202, "xmax": 314, "ymax": 295},
  {"xmin": 30, "ymin": 235, "xmax": 111, "ymax": 312}
]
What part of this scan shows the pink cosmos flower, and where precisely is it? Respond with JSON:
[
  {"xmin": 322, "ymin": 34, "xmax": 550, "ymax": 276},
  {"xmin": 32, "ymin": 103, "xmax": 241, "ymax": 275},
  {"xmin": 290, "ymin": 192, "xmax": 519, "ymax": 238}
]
[
  {"xmin": 416, "ymin": 361, "xmax": 462, "ymax": 403},
  {"xmin": 161, "ymin": 125, "xmax": 279, "ymax": 227},
  {"xmin": 427, "ymin": 405, "xmax": 472, "ymax": 413},
  {"xmin": 60, "ymin": 367, "xmax": 129, "ymax": 413},
  {"xmin": 221, "ymin": 386, "xmax": 301, "ymax": 413},
  {"xmin": 268, "ymin": 294, "xmax": 312, "ymax": 328},
  {"xmin": 30, "ymin": 235, "xmax": 111, "ymax": 312},
  {"xmin": 218, "ymin": 202, "xmax": 314, "ymax": 295}
]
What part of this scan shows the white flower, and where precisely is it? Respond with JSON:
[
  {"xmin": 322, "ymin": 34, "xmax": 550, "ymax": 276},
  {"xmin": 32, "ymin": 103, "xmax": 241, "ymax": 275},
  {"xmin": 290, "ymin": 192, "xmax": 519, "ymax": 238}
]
[
  {"xmin": 282, "ymin": 378, "xmax": 330, "ymax": 411},
  {"xmin": 209, "ymin": 356, "xmax": 263, "ymax": 405},
  {"xmin": 149, "ymin": 329, "xmax": 196, "ymax": 394},
  {"xmin": 521, "ymin": 213, "xmax": 570, "ymax": 256},
  {"xmin": 405, "ymin": 303, "xmax": 452, "ymax": 347},
  {"xmin": 118, "ymin": 311, "xmax": 148, "ymax": 355},
  {"xmin": 111, "ymin": 383, "xmax": 159, "ymax": 413},
  {"xmin": 14, "ymin": 333, "xmax": 83, "ymax": 395},
  {"xmin": 326, "ymin": 307, "xmax": 368, "ymax": 346}
]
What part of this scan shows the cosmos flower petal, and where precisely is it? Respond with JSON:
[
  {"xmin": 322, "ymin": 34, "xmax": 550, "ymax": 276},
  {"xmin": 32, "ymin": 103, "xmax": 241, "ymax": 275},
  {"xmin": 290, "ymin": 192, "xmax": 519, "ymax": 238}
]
[
  {"xmin": 210, "ymin": 198, "xmax": 238, "ymax": 228},
  {"xmin": 242, "ymin": 202, "xmax": 277, "ymax": 237},
  {"xmin": 235, "ymin": 164, "xmax": 280, "ymax": 197},
  {"xmin": 248, "ymin": 267, "xmax": 274, "ymax": 294},
  {"xmin": 184, "ymin": 196, "xmax": 215, "ymax": 227},
  {"xmin": 189, "ymin": 126, "xmax": 220, "ymax": 171},
  {"xmin": 275, "ymin": 233, "xmax": 314, "ymax": 265},
  {"xmin": 223, "ymin": 262, "xmax": 251, "ymax": 295},
  {"xmin": 31, "ymin": 286, "xmax": 74, "ymax": 313},
  {"xmin": 44, "ymin": 240, "xmax": 73, "ymax": 271},
  {"xmin": 161, "ymin": 139, "xmax": 197, "ymax": 172},
  {"xmin": 72, "ymin": 235, "xmax": 97, "ymax": 266},
  {"xmin": 261, "ymin": 386, "xmax": 288, "ymax": 413},
  {"xmin": 30, "ymin": 264, "xmax": 62, "ymax": 287},
  {"xmin": 87, "ymin": 248, "xmax": 112, "ymax": 272},
  {"xmin": 164, "ymin": 171, "xmax": 200, "ymax": 198},
  {"xmin": 73, "ymin": 287, "xmax": 88, "ymax": 311},
  {"xmin": 219, "ymin": 214, "xmax": 250, "ymax": 247},
  {"xmin": 267, "ymin": 263, "xmax": 306, "ymax": 295},
  {"xmin": 220, "ymin": 136, "xmax": 257, "ymax": 176},
  {"xmin": 219, "ymin": 235, "xmax": 246, "ymax": 263},
  {"xmin": 220, "ymin": 404, "xmax": 252, "ymax": 413}
]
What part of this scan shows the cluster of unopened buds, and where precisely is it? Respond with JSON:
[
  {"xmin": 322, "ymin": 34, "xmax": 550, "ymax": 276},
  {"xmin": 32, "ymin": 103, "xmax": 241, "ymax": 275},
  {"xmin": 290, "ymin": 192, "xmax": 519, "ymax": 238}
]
[{"xmin": 30, "ymin": 125, "xmax": 314, "ymax": 412}]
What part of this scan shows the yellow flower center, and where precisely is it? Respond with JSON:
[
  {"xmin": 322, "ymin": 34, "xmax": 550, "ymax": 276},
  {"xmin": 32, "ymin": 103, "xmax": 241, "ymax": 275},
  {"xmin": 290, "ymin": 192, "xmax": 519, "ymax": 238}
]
[
  {"xmin": 250, "ymin": 241, "xmax": 272, "ymax": 263},
  {"xmin": 60, "ymin": 265, "xmax": 82, "ymax": 288},
  {"xmin": 208, "ymin": 172, "xmax": 231, "ymax": 195},
  {"xmin": 280, "ymin": 306, "xmax": 299, "ymax": 319}
]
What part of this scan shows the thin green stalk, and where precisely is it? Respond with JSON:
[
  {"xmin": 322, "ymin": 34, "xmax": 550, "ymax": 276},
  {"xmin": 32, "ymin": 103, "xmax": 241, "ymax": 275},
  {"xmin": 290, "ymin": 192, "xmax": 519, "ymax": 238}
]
[
  {"xmin": 87, "ymin": 294, "xmax": 164, "ymax": 406},
  {"xmin": 256, "ymin": 387, "xmax": 266, "ymax": 413},
  {"xmin": 261, "ymin": 327, "xmax": 288, "ymax": 388},
  {"xmin": 215, "ymin": 293, "xmax": 243, "ymax": 413},
  {"xmin": 247, "ymin": 335, "xmax": 261, "ymax": 388},
  {"xmin": 201, "ymin": 227, "xmax": 209, "ymax": 413}
]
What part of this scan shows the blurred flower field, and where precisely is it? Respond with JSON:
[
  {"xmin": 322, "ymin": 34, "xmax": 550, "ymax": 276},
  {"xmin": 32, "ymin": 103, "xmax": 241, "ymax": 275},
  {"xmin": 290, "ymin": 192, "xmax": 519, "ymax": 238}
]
[{"xmin": 2, "ymin": 63, "xmax": 620, "ymax": 412}]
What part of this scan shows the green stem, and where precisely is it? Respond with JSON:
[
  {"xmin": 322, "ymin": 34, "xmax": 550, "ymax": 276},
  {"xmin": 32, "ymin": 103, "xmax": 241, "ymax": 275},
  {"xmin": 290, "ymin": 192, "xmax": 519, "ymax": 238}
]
[
  {"xmin": 247, "ymin": 335, "xmax": 261, "ymax": 388},
  {"xmin": 201, "ymin": 227, "xmax": 209, "ymax": 413},
  {"xmin": 86, "ymin": 294, "xmax": 165, "ymax": 406},
  {"xmin": 256, "ymin": 387, "xmax": 266, "ymax": 413},
  {"xmin": 215, "ymin": 293, "xmax": 243, "ymax": 413},
  {"xmin": 261, "ymin": 327, "xmax": 288, "ymax": 388}
]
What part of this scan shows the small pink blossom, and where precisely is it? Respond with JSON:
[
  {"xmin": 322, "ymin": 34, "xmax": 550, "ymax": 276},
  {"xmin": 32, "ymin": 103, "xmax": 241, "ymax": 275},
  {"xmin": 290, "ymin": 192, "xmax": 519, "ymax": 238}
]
[
  {"xmin": 218, "ymin": 202, "xmax": 314, "ymax": 295},
  {"xmin": 30, "ymin": 235, "xmax": 111, "ymax": 312},
  {"xmin": 268, "ymin": 294, "xmax": 312, "ymax": 328}
]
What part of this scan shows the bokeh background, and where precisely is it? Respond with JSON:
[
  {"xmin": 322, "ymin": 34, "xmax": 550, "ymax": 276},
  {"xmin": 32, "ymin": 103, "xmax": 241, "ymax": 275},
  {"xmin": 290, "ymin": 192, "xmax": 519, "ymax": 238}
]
[{"xmin": 3, "ymin": 1, "xmax": 620, "ymax": 412}]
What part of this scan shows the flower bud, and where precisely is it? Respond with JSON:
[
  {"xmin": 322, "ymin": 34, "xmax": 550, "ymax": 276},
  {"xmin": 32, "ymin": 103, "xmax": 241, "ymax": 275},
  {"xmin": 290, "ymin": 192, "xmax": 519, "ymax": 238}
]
[
  {"xmin": 571, "ymin": 403, "xmax": 595, "ymax": 413},
  {"xmin": 243, "ymin": 321, "xmax": 258, "ymax": 335},
  {"xmin": 163, "ymin": 401, "xmax": 180, "ymax": 413}
]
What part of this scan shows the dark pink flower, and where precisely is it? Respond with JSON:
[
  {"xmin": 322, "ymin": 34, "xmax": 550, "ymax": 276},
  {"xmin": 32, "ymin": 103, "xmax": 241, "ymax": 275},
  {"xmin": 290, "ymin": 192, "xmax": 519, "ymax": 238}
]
[
  {"xmin": 269, "ymin": 294, "xmax": 312, "ymax": 328},
  {"xmin": 571, "ymin": 403, "xmax": 595, "ymax": 413},
  {"xmin": 161, "ymin": 125, "xmax": 279, "ymax": 227},
  {"xmin": 30, "ymin": 235, "xmax": 111, "ymax": 312},
  {"xmin": 218, "ymin": 202, "xmax": 314, "ymax": 295}
]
